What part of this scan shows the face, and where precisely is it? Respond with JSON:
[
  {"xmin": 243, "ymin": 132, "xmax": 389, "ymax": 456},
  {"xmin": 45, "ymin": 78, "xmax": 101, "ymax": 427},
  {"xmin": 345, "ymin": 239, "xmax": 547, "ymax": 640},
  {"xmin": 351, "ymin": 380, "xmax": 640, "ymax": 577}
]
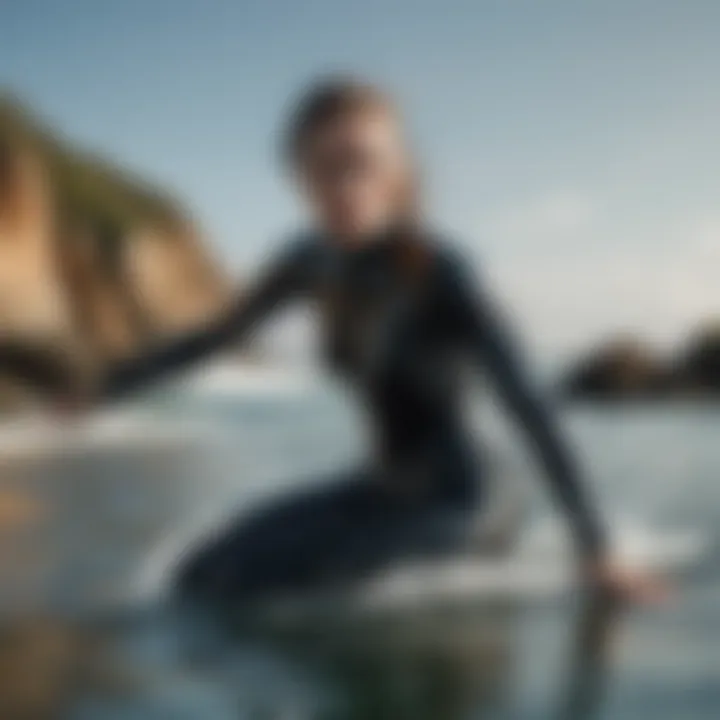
[{"xmin": 296, "ymin": 109, "xmax": 413, "ymax": 242}]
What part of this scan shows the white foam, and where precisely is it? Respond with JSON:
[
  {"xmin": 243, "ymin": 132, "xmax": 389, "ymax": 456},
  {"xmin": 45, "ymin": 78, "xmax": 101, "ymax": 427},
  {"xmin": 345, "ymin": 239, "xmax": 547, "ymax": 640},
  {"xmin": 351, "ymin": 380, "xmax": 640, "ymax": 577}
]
[
  {"xmin": 519, "ymin": 516, "xmax": 711, "ymax": 571},
  {"xmin": 0, "ymin": 409, "xmax": 211, "ymax": 461},
  {"xmin": 180, "ymin": 361, "xmax": 314, "ymax": 399}
]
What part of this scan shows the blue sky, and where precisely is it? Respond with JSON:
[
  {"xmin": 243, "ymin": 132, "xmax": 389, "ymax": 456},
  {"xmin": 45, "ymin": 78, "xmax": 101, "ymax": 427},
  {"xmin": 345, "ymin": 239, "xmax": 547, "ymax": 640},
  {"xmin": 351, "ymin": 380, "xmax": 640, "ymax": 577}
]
[{"xmin": 2, "ymin": 0, "xmax": 719, "ymax": 356}]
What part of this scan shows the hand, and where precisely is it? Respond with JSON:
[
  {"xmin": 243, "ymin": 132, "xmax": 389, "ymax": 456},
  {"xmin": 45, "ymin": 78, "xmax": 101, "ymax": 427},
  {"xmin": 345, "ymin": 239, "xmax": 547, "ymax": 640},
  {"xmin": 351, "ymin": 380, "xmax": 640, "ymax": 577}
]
[
  {"xmin": 583, "ymin": 556, "xmax": 671, "ymax": 606},
  {"xmin": 54, "ymin": 395, "xmax": 90, "ymax": 417},
  {"xmin": 49, "ymin": 387, "xmax": 95, "ymax": 421}
]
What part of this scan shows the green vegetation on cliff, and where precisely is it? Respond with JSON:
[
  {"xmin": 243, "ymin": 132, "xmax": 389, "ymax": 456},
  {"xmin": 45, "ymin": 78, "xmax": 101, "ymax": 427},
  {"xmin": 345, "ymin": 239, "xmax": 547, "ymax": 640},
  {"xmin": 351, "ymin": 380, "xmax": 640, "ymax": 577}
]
[{"xmin": 0, "ymin": 93, "xmax": 183, "ymax": 236}]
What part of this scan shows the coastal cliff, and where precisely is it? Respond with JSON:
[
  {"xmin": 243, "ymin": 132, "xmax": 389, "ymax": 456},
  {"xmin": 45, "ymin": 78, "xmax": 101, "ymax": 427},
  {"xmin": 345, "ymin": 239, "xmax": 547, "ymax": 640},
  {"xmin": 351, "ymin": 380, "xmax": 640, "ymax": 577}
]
[{"xmin": 0, "ymin": 95, "xmax": 231, "ymax": 408}]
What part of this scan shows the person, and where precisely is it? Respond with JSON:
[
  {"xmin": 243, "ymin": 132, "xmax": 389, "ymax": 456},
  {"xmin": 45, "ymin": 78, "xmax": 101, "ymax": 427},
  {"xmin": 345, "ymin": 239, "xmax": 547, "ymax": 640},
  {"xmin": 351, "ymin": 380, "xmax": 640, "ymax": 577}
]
[{"xmin": 95, "ymin": 78, "xmax": 658, "ymax": 606}]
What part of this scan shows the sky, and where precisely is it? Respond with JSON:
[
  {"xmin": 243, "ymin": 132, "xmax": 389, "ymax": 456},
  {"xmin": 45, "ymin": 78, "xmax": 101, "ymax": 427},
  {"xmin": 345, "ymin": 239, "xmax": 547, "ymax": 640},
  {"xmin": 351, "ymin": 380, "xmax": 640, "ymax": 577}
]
[{"xmin": 2, "ymin": 0, "xmax": 719, "ymax": 359}]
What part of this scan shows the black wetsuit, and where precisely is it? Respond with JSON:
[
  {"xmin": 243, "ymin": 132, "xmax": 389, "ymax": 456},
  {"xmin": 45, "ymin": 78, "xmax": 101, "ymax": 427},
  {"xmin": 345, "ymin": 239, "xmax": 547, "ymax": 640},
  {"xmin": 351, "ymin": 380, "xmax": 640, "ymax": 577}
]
[{"xmin": 104, "ymin": 230, "xmax": 604, "ymax": 602}]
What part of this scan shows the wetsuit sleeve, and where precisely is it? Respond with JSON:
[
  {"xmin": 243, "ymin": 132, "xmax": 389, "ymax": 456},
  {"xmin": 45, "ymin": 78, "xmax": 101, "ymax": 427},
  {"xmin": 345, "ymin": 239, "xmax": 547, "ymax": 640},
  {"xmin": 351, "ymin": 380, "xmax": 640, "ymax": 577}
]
[
  {"xmin": 440, "ymin": 250, "xmax": 606, "ymax": 561},
  {"xmin": 100, "ymin": 238, "xmax": 313, "ymax": 400}
]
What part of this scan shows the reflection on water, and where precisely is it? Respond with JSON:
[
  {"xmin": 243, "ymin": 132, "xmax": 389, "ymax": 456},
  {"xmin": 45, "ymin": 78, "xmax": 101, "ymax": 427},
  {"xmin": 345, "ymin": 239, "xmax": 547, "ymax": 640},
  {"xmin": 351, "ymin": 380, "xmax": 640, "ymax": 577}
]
[
  {"xmin": 267, "ymin": 606, "xmax": 519, "ymax": 720},
  {"xmin": 0, "ymin": 597, "xmax": 622, "ymax": 719}
]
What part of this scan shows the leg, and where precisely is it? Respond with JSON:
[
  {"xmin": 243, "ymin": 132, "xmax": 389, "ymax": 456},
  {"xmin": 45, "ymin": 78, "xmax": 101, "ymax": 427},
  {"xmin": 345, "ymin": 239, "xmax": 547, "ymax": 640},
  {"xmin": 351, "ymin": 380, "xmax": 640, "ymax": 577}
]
[
  {"xmin": 174, "ymin": 468, "xmax": 488, "ymax": 606},
  {"xmin": 174, "ymin": 467, "xmax": 376, "ymax": 603}
]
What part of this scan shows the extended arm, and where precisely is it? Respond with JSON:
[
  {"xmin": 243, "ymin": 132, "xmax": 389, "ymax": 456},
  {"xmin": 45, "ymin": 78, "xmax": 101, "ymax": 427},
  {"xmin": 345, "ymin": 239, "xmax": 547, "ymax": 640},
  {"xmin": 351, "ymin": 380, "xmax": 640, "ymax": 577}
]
[
  {"xmin": 101, "ymin": 238, "xmax": 312, "ymax": 400},
  {"xmin": 441, "ymin": 250, "xmax": 605, "ymax": 560}
]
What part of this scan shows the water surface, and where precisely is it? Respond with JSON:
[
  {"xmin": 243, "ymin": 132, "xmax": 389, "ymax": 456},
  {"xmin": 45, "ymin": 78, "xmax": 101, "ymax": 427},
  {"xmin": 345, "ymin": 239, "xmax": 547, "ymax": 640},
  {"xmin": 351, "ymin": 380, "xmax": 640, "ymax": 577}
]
[{"xmin": 0, "ymin": 393, "xmax": 718, "ymax": 719}]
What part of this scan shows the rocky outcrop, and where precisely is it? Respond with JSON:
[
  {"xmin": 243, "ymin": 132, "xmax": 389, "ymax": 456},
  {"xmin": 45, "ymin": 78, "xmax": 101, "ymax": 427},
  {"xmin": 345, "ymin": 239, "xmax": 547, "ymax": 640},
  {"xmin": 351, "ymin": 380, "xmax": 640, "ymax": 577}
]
[
  {"xmin": 0, "ymin": 95, "xmax": 231, "ymax": 408},
  {"xmin": 673, "ymin": 325, "xmax": 720, "ymax": 395},
  {"xmin": 560, "ymin": 328, "xmax": 720, "ymax": 401},
  {"xmin": 560, "ymin": 339, "xmax": 669, "ymax": 400},
  {"xmin": 0, "ymin": 143, "xmax": 74, "ymax": 346}
]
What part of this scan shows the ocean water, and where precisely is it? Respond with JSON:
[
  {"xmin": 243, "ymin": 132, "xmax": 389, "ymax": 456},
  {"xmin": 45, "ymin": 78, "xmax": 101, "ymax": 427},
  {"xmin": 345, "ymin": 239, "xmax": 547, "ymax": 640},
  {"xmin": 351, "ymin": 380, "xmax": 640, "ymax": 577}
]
[{"xmin": 0, "ymin": 387, "xmax": 718, "ymax": 719}]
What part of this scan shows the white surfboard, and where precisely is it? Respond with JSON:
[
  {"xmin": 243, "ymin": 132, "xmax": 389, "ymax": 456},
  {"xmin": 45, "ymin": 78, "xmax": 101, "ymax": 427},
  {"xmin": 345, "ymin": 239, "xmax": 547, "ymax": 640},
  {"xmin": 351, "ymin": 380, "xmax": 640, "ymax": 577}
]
[
  {"xmin": 132, "ymin": 507, "xmax": 712, "ymax": 629},
  {"xmin": 248, "ymin": 519, "xmax": 711, "ymax": 626}
]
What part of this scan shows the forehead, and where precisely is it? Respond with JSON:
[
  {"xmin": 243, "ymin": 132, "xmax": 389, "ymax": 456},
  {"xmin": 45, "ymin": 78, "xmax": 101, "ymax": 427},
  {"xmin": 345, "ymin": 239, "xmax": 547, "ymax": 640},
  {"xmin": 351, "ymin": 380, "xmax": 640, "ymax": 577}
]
[{"xmin": 309, "ymin": 107, "xmax": 403, "ymax": 149}]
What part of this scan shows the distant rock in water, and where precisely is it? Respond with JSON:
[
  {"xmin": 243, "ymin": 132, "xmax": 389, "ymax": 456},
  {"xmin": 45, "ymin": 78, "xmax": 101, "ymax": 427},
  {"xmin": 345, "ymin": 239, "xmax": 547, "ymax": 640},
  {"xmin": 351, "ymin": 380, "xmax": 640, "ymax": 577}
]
[
  {"xmin": 0, "ymin": 93, "xmax": 232, "ymax": 410},
  {"xmin": 560, "ymin": 339, "xmax": 669, "ymax": 401},
  {"xmin": 560, "ymin": 326, "xmax": 720, "ymax": 401},
  {"xmin": 673, "ymin": 325, "xmax": 720, "ymax": 395}
]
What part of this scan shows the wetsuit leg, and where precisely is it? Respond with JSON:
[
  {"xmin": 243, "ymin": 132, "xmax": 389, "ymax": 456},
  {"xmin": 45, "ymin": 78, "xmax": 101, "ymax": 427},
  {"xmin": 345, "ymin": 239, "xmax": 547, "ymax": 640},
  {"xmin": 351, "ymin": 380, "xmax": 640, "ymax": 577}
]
[
  {"xmin": 174, "ymin": 468, "xmax": 476, "ymax": 604},
  {"xmin": 175, "ymin": 468, "xmax": 373, "ymax": 602}
]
